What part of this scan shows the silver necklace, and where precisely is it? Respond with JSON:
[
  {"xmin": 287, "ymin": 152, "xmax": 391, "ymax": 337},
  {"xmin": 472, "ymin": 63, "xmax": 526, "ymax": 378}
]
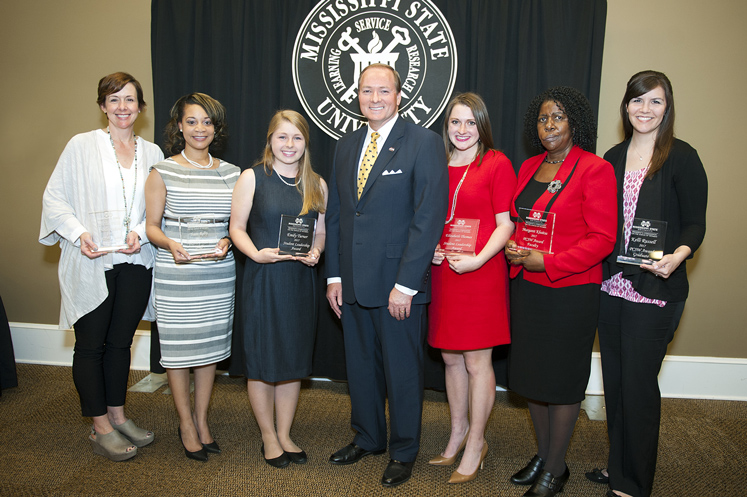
[
  {"xmin": 632, "ymin": 143, "xmax": 649, "ymax": 161},
  {"xmin": 544, "ymin": 157, "xmax": 564, "ymax": 164},
  {"xmin": 107, "ymin": 127, "xmax": 137, "ymax": 237},
  {"xmin": 181, "ymin": 150, "xmax": 214, "ymax": 169},
  {"xmin": 276, "ymin": 171, "xmax": 300, "ymax": 187}
]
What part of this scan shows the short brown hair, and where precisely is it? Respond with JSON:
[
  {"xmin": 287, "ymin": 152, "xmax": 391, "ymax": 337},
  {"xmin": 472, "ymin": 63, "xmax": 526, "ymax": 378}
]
[
  {"xmin": 359, "ymin": 63, "xmax": 402, "ymax": 93},
  {"xmin": 97, "ymin": 72, "xmax": 145, "ymax": 110}
]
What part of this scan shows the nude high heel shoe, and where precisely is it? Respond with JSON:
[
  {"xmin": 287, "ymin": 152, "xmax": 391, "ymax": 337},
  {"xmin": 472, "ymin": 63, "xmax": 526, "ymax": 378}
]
[
  {"xmin": 428, "ymin": 429, "xmax": 469, "ymax": 466},
  {"xmin": 447, "ymin": 441, "xmax": 488, "ymax": 484}
]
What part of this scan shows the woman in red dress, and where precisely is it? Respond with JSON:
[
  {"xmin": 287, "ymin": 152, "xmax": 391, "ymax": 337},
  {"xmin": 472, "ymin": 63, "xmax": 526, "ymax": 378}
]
[{"xmin": 427, "ymin": 93, "xmax": 516, "ymax": 484}]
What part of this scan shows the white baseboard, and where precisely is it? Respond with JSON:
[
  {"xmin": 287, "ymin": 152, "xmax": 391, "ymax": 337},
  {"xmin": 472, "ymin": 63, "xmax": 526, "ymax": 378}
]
[
  {"xmin": 584, "ymin": 353, "xmax": 747, "ymax": 401},
  {"xmin": 9, "ymin": 323, "xmax": 747, "ymax": 401},
  {"xmin": 10, "ymin": 322, "xmax": 152, "ymax": 371}
]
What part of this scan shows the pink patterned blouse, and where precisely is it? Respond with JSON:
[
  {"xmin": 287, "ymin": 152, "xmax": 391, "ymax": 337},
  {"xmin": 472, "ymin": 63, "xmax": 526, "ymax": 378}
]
[{"xmin": 601, "ymin": 166, "xmax": 667, "ymax": 307}]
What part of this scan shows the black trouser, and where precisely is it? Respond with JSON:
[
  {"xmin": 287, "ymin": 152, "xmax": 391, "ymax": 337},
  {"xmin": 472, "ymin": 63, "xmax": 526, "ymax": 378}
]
[
  {"xmin": 72, "ymin": 263, "xmax": 152, "ymax": 417},
  {"xmin": 598, "ymin": 292, "xmax": 685, "ymax": 497}
]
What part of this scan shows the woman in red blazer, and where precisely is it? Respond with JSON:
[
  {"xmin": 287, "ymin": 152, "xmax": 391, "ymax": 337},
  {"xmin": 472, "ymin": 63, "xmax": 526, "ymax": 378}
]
[{"xmin": 505, "ymin": 87, "xmax": 617, "ymax": 497}]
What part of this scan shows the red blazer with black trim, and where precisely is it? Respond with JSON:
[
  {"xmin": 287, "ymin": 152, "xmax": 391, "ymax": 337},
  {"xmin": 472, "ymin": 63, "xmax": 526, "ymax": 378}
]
[{"xmin": 509, "ymin": 145, "xmax": 618, "ymax": 288}]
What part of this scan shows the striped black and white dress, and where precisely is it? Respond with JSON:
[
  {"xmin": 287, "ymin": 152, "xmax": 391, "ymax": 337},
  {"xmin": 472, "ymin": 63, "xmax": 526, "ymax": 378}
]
[{"xmin": 152, "ymin": 159, "xmax": 240, "ymax": 368}]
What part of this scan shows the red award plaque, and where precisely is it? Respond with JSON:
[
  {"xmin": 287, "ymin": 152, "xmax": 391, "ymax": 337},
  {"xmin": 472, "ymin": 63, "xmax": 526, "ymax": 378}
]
[{"xmin": 437, "ymin": 218, "xmax": 480, "ymax": 255}]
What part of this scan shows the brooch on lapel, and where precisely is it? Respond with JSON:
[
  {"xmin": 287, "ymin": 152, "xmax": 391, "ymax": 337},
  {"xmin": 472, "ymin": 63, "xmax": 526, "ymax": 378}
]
[{"xmin": 547, "ymin": 180, "xmax": 562, "ymax": 193}]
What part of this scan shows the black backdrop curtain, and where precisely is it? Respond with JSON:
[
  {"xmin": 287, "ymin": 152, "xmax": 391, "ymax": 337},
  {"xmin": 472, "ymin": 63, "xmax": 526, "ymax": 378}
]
[{"xmin": 151, "ymin": 0, "xmax": 607, "ymax": 388}]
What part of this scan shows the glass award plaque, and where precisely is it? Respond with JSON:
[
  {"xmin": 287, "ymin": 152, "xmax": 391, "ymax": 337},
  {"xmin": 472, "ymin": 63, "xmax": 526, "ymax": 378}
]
[
  {"xmin": 437, "ymin": 218, "xmax": 480, "ymax": 255},
  {"xmin": 177, "ymin": 216, "xmax": 223, "ymax": 257},
  {"xmin": 278, "ymin": 215, "xmax": 316, "ymax": 256},
  {"xmin": 91, "ymin": 210, "xmax": 128, "ymax": 252},
  {"xmin": 515, "ymin": 208, "xmax": 556, "ymax": 254},
  {"xmin": 617, "ymin": 218, "xmax": 667, "ymax": 265}
]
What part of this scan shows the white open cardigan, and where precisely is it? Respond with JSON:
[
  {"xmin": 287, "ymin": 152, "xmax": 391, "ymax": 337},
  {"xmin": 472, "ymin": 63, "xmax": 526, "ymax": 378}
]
[{"xmin": 40, "ymin": 130, "xmax": 164, "ymax": 329}]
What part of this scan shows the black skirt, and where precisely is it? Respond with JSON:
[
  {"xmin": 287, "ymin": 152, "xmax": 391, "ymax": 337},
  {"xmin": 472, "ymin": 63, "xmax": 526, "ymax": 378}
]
[{"xmin": 508, "ymin": 273, "xmax": 600, "ymax": 404}]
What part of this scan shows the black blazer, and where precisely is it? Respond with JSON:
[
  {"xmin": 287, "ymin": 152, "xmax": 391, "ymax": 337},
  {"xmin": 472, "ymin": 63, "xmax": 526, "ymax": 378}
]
[
  {"xmin": 603, "ymin": 138, "xmax": 707, "ymax": 301},
  {"xmin": 325, "ymin": 117, "xmax": 449, "ymax": 307}
]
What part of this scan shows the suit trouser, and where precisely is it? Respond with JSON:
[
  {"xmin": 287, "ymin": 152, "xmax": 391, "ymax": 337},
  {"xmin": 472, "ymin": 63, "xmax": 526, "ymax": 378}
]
[
  {"xmin": 341, "ymin": 302, "xmax": 426, "ymax": 462},
  {"xmin": 72, "ymin": 263, "xmax": 152, "ymax": 417},
  {"xmin": 598, "ymin": 291, "xmax": 685, "ymax": 497}
]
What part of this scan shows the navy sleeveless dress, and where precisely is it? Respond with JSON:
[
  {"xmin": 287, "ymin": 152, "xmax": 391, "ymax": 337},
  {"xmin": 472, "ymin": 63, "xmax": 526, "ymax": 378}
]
[{"xmin": 239, "ymin": 165, "xmax": 319, "ymax": 382}]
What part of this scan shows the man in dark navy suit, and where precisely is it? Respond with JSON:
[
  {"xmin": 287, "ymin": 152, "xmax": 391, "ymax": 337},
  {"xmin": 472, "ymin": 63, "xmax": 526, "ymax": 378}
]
[{"xmin": 325, "ymin": 63, "xmax": 448, "ymax": 487}]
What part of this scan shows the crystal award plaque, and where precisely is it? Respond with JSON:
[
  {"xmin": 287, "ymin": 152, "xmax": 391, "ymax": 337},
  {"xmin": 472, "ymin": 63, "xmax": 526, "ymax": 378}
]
[
  {"xmin": 278, "ymin": 215, "xmax": 316, "ymax": 256},
  {"xmin": 177, "ymin": 216, "xmax": 224, "ymax": 257},
  {"xmin": 617, "ymin": 218, "xmax": 667, "ymax": 265},
  {"xmin": 91, "ymin": 210, "xmax": 128, "ymax": 252},
  {"xmin": 515, "ymin": 208, "xmax": 556, "ymax": 254}
]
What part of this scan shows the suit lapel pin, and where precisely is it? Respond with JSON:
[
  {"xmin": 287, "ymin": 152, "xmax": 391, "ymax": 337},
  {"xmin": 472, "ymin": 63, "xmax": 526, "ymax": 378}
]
[{"xmin": 389, "ymin": 147, "xmax": 395, "ymax": 152}]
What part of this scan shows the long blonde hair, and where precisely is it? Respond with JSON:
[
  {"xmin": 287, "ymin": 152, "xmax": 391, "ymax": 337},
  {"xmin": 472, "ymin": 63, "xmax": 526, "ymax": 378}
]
[{"xmin": 256, "ymin": 110, "xmax": 325, "ymax": 215}]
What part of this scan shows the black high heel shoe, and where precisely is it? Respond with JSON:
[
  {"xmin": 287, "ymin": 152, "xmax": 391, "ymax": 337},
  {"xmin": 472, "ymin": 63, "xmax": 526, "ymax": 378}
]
[
  {"xmin": 202, "ymin": 441, "xmax": 221, "ymax": 454},
  {"xmin": 261, "ymin": 443, "xmax": 290, "ymax": 468},
  {"xmin": 178, "ymin": 428, "xmax": 208, "ymax": 462}
]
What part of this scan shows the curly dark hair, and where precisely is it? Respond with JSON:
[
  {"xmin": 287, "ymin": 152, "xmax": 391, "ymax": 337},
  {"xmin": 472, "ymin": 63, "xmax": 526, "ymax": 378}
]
[
  {"xmin": 523, "ymin": 86, "xmax": 597, "ymax": 153},
  {"xmin": 163, "ymin": 93, "xmax": 228, "ymax": 155}
]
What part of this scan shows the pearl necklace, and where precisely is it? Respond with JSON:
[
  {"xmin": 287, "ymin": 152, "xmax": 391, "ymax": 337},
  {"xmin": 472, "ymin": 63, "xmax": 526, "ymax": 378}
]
[
  {"xmin": 107, "ymin": 127, "xmax": 137, "ymax": 237},
  {"xmin": 181, "ymin": 150, "xmax": 214, "ymax": 169},
  {"xmin": 276, "ymin": 171, "xmax": 300, "ymax": 187}
]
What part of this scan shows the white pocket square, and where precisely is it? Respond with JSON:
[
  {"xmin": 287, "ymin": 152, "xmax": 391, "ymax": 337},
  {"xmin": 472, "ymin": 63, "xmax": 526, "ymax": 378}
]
[{"xmin": 382, "ymin": 169, "xmax": 403, "ymax": 176}]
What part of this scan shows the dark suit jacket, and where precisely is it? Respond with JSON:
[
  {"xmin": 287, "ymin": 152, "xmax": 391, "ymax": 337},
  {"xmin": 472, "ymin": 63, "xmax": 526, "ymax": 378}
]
[
  {"xmin": 602, "ymin": 138, "xmax": 707, "ymax": 301},
  {"xmin": 326, "ymin": 116, "xmax": 449, "ymax": 307},
  {"xmin": 509, "ymin": 145, "xmax": 618, "ymax": 288}
]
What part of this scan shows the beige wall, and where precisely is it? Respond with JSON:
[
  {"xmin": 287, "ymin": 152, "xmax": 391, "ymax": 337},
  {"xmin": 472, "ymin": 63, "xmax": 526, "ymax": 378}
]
[
  {"xmin": 2, "ymin": 0, "xmax": 745, "ymax": 358},
  {"xmin": 597, "ymin": 0, "xmax": 747, "ymax": 356}
]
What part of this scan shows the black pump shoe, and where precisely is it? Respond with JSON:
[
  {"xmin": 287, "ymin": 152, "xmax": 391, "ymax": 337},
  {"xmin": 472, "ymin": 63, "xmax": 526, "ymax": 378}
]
[
  {"xmin": 287, "ymin": 450, "xmax": 308, "ymax": 464},
  {"xmin": 261, "ymin": 444, "xmax": 291, "ymax": 468},
  {"xmin": 202, "ymin": 440, "xmax": 221, "ymax": 454},
  {"xmin": 510, "ymin": 454, "xmax": 545, "ymax": 485},
  {"xmin": 178, "ymin": 428, "xmax": 208, "ymax": 462}
]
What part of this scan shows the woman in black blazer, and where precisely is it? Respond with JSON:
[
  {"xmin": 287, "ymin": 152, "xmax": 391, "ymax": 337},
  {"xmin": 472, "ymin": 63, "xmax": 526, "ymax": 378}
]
[{"xmin": 586, "ymin": 71, "xmax": 707, "ymax": 497}]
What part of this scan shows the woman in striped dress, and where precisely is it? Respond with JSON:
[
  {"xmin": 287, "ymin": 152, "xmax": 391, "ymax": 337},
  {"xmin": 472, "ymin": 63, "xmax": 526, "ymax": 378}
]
[{"xmin": 145, "ymin": 93, "xmax": 240, "ymax": 461}]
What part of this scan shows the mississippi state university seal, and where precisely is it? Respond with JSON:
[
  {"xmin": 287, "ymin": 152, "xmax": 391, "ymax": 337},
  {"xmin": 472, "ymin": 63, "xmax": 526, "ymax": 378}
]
[{"xmin": 292, "ymin": 0, "xmax": 458, "ymax": 139}]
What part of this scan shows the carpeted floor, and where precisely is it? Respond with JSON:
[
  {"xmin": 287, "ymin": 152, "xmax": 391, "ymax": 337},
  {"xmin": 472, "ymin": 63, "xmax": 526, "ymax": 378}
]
[{"xmin": 0, "ymin": 364, "xmax": 744, "ymax": 496}]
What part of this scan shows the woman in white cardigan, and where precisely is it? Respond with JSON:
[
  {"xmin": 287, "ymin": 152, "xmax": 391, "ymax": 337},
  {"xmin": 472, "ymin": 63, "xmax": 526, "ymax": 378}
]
[{"xmin": 40, "ymin": 72, "xmax": 163, "ymax": 461}]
